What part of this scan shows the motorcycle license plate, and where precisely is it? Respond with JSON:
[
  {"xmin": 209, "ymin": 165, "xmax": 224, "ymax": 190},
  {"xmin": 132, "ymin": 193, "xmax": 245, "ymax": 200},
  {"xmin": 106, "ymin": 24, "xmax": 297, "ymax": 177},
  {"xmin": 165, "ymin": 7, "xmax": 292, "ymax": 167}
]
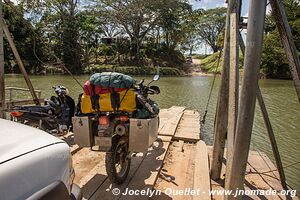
[{"xmin": 95, "ymin": 136, "xmax": 112, "ymax": 151}]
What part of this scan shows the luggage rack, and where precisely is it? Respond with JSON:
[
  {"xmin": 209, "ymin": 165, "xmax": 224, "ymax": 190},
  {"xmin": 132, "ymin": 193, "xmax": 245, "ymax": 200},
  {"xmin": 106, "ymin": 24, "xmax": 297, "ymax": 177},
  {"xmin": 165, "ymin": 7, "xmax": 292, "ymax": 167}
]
[{"xmin": 77, "ymin": 110, "xmax": 134, "ymax": 118}]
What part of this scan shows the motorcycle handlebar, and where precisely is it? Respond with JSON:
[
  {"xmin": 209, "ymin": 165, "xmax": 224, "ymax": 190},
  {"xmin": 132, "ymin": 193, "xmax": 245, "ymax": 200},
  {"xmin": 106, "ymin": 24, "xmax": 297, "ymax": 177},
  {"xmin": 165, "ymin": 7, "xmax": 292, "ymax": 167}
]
[{"xmin": 135, "ymin": 84, "xmax": 159, "ymax": 95}]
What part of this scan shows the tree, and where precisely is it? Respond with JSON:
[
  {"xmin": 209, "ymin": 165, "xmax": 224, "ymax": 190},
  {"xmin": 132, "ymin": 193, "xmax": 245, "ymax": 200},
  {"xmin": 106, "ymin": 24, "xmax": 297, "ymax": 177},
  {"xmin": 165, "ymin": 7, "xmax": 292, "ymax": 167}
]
[
  {"xmin": 261, "ymin": 0, "xmax": 300, "ymax": 79},
  {"xmin": 91, "ymin": 0, "xmax": 159, "ymax": 63},
  {"xmin": 194, "ymin": 7, "xmax": 227, "ymax": 53},
  {"xmin": 180, "ymin": 10, "xmax": 202, "ymax": 56},
  {"xmin": 20, "ymin": 0, "xmax": 83, "ymax": 74},
  {"xmin": 261, "ymin": 31, "xmax": 290, "ymax": 79},
  {"xmin": 157, "ymin": 0, "xmax": 191, "ymax": 49},
  {"xmin": 78, "ymin": 11, "xmax": 103, "ymax": 67},
  {"xmin": 91, "ymin": 0, "xmax": 190, "ymax": 65},
  {"xmin": 3, "ymin": 1, "xmax": 46, "ymax": 73}
]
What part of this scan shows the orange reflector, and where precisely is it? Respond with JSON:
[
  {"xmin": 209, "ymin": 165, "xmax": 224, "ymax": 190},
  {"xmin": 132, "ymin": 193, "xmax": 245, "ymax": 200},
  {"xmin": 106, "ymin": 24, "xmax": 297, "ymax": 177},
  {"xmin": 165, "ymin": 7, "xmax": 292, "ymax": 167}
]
[
  {"xmin": 10, "ymin": 111, "xmax": 24, "ymax": 117},
  {"xmin": 99, "ymin": 116, "xmax": 110, "ymax": 125},
  {"xmin": 118, "ymin": 116, "xmax": 129, "ymax": 122}
]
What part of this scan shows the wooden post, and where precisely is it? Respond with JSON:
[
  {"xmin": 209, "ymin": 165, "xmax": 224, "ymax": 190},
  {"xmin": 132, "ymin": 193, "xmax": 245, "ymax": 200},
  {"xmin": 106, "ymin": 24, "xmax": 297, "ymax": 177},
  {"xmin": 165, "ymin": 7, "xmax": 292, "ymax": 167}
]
[
  {"xmin": 225, "ymin": 0, "xmax": 240, "ymax": 191},
  {"xmin": 210, "ymin": 1, "xmax": 231, "ymax": 180},
  {"xmin": 239, "ymin": 31, "xmax": 287, "ymax": 189},
  {"xmin": 2, "ymin": 20, "xmax": 40, "ymax": 105},
  {"xmin": 0, "ymin": 0, "xmax": 5, "ymax": 118},
  {"xmin": 227, "ymin": 0, "xmax": 267, "ymax": 199},
  {"xmin": 269, "ymin": 0, "xmax": 300, "ymax": 103}
]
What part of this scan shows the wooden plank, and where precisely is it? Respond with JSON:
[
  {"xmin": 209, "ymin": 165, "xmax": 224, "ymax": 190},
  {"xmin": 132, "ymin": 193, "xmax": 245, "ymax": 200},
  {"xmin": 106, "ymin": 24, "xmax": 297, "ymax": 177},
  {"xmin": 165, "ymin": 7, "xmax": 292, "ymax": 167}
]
[
  {"xmin": 119, "ymin": 139, "xmax": 171, "ymax": 200},
  {"xmin": 157, "ymin": 135, "xmax": 172, "ymax": 142},
  {"xmin": 173, "ymin": 110, "xmax": 200, "ymax": 142},
  {"xmin": 2, "ymin": 99, "xmax": 45, "ymax": 107},
  {"xmin": 152, "ymin": 141, "xmax": 196, "ymax": 200},
  {"xmin": 173, "ymin": 132, "xmax": 200, "ymax": 143},
  {"xmin": 72, "ymin": 148, "xmax": 105, "ymax": 184},
  {"xmin": 67, "ymin": 136, "xmax": 146, "ymax": 200},
  {"xmin": 244, "ymin": 152, "xmax": 298, "ymax": 200},
  {"xmin": 176, "ymin": 127, "xmax": 199, "ymax": 133},
  {"xmin": 158, "ymin": 107, "xmax": 185, "ymax": 137},
  {"xmin": 207, "ymin": 146, "xmax": 299, "ymax": 200},
  {"xmin": 68, "ymin": 143, "xmax": 107, "ymax": 199},
  {"xmin": 246, "ymin": 152, "xmax": 282, "ymax": 191},
  {"xmin": 178, "ymin": 119, "xmax": 199, "ymax": 124},
  {"xmin": 79, "ymin": 156, "xmax": 108, "ymax": 199},
  {"xmin": 89, "ymin": 153, "xmax": 146, "ymax": 200},
  {"xmin": 193, "ymin": 141, "xmax": 211, "ymax": 200},
  {"xmin": 158, "ymin": 110, "xmax": 171, "ymax": 132},
  {"xmin": 5, "ymin": 87, "xmax": 42, "ymax": 93}
]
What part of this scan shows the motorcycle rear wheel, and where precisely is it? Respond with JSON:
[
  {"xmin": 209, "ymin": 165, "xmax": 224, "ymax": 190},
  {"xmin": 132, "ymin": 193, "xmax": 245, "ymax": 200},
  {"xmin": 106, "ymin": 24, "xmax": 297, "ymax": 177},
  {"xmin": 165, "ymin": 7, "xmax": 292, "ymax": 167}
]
[{"xmin": 105, "ymin": 135, "xmax": 131, "ymax": 184}]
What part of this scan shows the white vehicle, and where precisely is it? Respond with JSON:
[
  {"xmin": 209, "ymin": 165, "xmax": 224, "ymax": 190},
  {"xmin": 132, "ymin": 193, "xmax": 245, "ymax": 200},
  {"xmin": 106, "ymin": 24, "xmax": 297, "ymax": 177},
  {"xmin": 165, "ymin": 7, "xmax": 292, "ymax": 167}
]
[{"xmin": 0, "ymin": 119, "xmax": 82, "ymax": 200}]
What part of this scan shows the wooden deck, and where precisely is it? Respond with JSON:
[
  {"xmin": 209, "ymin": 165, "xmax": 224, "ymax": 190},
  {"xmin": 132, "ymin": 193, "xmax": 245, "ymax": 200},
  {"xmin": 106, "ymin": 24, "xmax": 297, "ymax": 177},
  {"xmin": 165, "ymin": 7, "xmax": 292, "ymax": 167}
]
[
  {"xmin": 207, "ymin": 147, "xmax": 299, "ymax": 200},
  {"xmin": 60, "ymin": 106, "xmax": 298, "ymax": 200}
]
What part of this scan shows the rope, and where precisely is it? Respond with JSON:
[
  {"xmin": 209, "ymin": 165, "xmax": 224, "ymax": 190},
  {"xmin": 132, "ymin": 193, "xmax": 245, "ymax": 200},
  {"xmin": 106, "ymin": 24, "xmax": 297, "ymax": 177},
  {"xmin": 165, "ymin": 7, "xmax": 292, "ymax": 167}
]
[
  {"xmin": 33, "ymin": 31, "xmax": 46, "ymax": 66},
  {"xmin": 246, "ymin": 160, "xmax": 300, "ymax": 176},
  {"xmin": 247, "ymin": 140, "xmax": 297, "ymax": 190},
  {"xmin": 201, "ymin": 49, "xmax": 223, "ymax": 125},
  {"xmin": 59, "ymin": 64, "xmax": 84, "ymax": 90}
]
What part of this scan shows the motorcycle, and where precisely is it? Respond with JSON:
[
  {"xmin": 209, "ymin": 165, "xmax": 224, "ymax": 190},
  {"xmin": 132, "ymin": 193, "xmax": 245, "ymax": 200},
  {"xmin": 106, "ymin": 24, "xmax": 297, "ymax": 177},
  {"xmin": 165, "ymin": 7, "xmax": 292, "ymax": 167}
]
[
  {"xmin": 103, "ymin": 75, "xmax": 160, "ymax": 184},
  {"xmin": 10, "ymin": 86, "xmax": 75, "ymax": 134}
]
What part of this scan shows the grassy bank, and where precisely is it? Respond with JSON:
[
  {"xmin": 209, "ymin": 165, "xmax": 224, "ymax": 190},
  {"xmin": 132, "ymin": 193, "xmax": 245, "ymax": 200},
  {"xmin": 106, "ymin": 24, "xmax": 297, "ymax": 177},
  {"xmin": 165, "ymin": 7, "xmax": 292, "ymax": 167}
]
[
  {"xmin": 84, "ymin": 65, "xmax": 185, "ymax": 76},
  {"xmin": 199, "ymin": 52, "xmax": 244, "ymax": 74}
]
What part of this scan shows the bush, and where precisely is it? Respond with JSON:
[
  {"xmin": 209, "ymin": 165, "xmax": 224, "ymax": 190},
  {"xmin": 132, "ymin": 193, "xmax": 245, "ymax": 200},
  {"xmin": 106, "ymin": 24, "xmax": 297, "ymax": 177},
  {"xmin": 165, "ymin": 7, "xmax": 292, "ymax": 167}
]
[
  {"xmin": 85, "ymin": 65, "xmax": 184, "ymax": 76},
  {"xmin": 261, "ymin": 31, "xmax": 291, "ymax": 79},
  {"xmin": 200, "ymin": 52, "xmax": 223, "ymax": 73},
  {"xmin": 200, "ymin": 51, "xmax": 244, "ymax": 74}
]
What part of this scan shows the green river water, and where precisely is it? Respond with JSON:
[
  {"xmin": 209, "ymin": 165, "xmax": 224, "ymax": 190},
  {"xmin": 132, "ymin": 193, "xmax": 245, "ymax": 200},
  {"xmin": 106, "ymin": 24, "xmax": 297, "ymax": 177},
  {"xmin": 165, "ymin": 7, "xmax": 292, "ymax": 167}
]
[{"xmin": 4, "ymin": 74, "xmax": 300, "ymax": 192}]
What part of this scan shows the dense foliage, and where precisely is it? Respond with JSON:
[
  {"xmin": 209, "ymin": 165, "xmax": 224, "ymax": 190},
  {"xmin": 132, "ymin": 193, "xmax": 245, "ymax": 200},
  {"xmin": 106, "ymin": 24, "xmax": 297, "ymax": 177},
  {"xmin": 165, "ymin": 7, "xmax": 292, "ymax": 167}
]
[
  {"xmin": 3, "ymin": 1, "xmax": 47, "ymax": 73},
  {"xmin": 3, "ymin": 0, "xmax": 228, "ymax": 74},
  {"xmin": 261, "ymin": 0, "xmax": 300, "ymax": 79},
  {"xmin": 198, "ymin": 0, "xmax": 300, "ymax": 79}
]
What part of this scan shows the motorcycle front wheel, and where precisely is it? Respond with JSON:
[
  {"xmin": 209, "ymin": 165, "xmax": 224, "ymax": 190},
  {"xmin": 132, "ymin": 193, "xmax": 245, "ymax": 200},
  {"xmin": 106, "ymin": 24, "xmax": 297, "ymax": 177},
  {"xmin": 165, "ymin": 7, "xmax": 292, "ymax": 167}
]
[{"xmin": 105, "ymin": 135, "xmax": 131, "ymax": 184}]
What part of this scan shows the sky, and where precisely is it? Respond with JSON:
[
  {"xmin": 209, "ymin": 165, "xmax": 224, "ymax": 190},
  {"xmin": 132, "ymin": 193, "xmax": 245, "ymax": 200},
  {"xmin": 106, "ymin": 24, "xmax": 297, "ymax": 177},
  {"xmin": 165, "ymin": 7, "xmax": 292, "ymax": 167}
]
[
  {"xmin": 189, "ymin": 0, "xmax": 252, "ymax": 54},
  {"xmin": 190, "ymin": 0, "xmax": 250, "ymax": 17},
  {"xmin": 191, "ymin": 0, "xmax": 227, "ymax": 10},
  {"xmin": 10, "ymin": 0, "xmax": 250, "ymax": 17}
]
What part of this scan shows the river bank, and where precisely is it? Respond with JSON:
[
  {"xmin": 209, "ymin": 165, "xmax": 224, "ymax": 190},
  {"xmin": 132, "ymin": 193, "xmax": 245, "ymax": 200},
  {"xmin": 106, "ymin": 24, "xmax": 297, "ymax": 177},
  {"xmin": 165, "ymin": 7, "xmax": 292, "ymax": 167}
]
[
  {"xmin": 195, "ymin": 52, "xmax": 294, "ymax": 80},
  {"xmin": 40, "ymin": 65, "xmax": 186, "ymax": 76}
]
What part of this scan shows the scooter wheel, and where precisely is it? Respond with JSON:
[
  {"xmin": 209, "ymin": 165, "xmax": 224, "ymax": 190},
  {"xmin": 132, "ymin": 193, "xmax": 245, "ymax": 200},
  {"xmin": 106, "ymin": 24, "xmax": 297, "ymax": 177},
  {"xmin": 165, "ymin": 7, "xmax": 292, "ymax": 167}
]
[{"xmin": 105, "ymin": 136, "xmax": 131, "ymax": 184}]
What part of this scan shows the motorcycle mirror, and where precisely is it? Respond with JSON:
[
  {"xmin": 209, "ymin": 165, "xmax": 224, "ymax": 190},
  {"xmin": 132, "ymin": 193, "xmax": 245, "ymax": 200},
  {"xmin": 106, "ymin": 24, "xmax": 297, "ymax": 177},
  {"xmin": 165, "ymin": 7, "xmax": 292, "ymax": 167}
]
[
  {"xmin": 150, "ymin": 86, "xmax": 160, "ymax": 94},
  {"xmin": 153, "ymin": 74, "xmax": 160, "ymax": 81}
]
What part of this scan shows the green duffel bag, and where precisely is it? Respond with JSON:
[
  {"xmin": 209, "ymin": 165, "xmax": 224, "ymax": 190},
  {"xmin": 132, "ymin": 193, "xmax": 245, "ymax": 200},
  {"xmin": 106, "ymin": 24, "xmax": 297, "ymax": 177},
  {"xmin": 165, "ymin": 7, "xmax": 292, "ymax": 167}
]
[{"xmin": 90, "ymin": 72, "xmax": 136, "ymax": 89}]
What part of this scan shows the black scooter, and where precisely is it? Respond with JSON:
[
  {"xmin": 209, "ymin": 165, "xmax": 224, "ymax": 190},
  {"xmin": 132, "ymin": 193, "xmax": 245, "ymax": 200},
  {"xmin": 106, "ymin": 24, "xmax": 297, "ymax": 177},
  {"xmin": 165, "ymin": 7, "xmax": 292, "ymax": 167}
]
[{"xmin": 10, "ymin": 86, "xmax": 75, "ymax": 134}]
